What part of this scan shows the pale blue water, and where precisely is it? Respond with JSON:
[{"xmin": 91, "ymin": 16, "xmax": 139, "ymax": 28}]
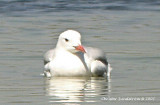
[{"xmin": 0, "ymin": 0, "xmax": 160, "ymax": 105}]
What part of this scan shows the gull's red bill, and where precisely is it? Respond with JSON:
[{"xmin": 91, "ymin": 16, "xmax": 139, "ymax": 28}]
[{"xmin": 75, "ymin": 45, "xmax": 86, "ymax": 53}]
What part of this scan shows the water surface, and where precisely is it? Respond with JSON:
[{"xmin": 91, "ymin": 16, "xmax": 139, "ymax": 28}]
[{"xmin": 0, "ymin": 0, "xmax": 160, "ymax": 104}]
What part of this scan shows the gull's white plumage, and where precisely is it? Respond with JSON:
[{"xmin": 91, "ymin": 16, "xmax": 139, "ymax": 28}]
[{"xmin": 44, "ymin": 30, "xmax": 112, "ymax": 77}]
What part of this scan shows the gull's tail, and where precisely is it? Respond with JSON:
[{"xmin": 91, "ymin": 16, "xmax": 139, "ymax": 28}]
[{"xmin": 107, "ymin": 63, "xmax": 112, "ymax": 77}]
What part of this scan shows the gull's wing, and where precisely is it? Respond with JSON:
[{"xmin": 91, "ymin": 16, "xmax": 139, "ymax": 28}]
[
  {"xmin": 44, "ymin": 49, "xmax": 55, "ymax": 65},
  {"xmin": 84, "ymin": 46, "xmax": 112, "ymax": 77},
  {"xmin": 85, "ymin": 46, "xmax": 108, "ymax": 66}
]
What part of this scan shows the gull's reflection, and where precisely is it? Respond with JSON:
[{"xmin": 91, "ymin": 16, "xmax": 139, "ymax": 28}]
[{"xmin": 45, "ymin": 77, "xmax": 111, "ymax": 102}]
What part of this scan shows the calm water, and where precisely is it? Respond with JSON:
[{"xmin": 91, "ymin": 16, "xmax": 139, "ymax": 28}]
[{"xmin": 0, "ymin": 0, "xmax": 160, "ymax": 105}]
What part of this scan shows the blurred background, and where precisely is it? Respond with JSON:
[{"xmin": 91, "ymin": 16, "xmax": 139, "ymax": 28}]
[{"xmin": 0, "ymin": 0, "xmax": 160, "ymax": 105}]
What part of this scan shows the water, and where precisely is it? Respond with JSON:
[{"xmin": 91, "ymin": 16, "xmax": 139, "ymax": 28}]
[{"xmin": 0, "ymin": 0, "xmax": 160, "ymax": 104}]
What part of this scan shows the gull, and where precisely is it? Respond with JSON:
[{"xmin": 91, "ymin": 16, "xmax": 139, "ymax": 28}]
[{"xmin": 44, "ymin": 30, "xmax": 112, "ymax": 77}]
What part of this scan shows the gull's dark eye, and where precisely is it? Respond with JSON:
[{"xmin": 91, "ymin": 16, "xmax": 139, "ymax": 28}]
[{"xmin": 65, "ymin": 38, "xmax": 69, "ymax": 42}]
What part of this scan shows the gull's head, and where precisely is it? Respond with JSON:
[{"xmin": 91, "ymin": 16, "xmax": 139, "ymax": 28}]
[{"xmin": 56, "ymin": 30, "xmax": 86, "ymax": 53}]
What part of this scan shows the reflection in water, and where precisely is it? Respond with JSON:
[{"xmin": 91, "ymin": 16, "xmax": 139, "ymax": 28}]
[{"xmin": 45, "ymin": 77, "xmax": 111, "ymax": 102}]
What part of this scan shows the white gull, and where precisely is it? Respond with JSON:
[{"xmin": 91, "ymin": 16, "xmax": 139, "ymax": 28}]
[{"xmin": 44, "ymin": 30, "xmax": 112, "ymax": 77}]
